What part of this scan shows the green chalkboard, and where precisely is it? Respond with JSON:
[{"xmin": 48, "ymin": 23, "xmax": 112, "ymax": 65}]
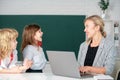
[{"xmin": 0, "ymin": 15, "xmax": 85, "ymax": 60}]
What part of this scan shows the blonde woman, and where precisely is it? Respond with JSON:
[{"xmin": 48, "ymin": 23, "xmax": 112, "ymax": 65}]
[
  {"xmin": 78, "ymin": 15, "xmax": 116, "ymax": 75},
  {"xmin": 0, "ymin": 28, "xmax": 32, "ymax": 73}
]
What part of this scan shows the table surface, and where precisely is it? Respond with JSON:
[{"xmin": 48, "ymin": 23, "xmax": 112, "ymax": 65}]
[{"xmin": 0, "ymin": 73, "xmax": 94, "ymax": 80}]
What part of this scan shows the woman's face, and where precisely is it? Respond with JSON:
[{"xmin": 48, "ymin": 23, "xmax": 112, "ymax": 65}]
[
  {"xmin": 34, "ymin": 29, "xmax": 43, "ymax": 41},
  {"xmin": 84, "ymin": 20, "xmax": 97, "ymax": 39}
]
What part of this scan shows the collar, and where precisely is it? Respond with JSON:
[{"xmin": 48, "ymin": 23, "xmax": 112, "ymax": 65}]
[{"xmin": 38, "ymin": 41, "xmax": 42, "ymax": 47}]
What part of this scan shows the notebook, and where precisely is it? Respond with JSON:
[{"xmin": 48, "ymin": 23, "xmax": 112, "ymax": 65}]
[{"xmin": 46, "ymin": 50, "xmax": 93, "ymax": 78}]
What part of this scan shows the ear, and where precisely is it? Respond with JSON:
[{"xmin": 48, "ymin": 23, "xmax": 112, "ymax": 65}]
[
  {"xmin": 32, "ymin": 33, "xmax": 35, "ymax": 38},
  {"xmin": 95, "ymin": 25, "xmax": 100, "ymax": 31}
]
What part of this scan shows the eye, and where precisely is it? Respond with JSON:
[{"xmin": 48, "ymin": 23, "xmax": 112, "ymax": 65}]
[
  {"xmin": 38, "ymin": 29, "xmax": 41, "ymax": 32},
  {"xmin": 85, "ymin": 25, "xmax": 88, "ymax": 28},
  {"xmin": 14, "ymin": 39, "xmax": 16, "ymax": 42}
]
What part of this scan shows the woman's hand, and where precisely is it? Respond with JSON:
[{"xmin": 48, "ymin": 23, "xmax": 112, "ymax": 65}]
[
  {"xmin": 79, "ymin": 66, "xmax": 106, "ymax": 74},
  {"xmin": 80, "ymin": 66, "xmax": 92, "ymax": 74}
]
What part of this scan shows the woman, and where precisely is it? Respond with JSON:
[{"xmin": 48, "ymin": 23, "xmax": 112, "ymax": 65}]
[{"xmin": 78, "ymin": 15, "xmax": 116, "ymax": 75}]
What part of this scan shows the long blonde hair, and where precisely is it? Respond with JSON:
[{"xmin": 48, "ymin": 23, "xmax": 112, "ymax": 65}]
[
  {"xmin": 21, "ymin": 24, "xmax": 40, "ymax": 52},
  {"xmin": 0, "ymin": 28, "xmax": 18, "ymax": 59},
  {"xmin": 84, "ymin": 15, "xmax": 106, "ymax": 42}
]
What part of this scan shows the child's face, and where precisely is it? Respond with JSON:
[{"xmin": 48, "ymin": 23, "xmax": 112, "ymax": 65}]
[
  {"xmin": 11, "ymin": 39, "xmax": 18, "ymax": 50},
  {"xmin": 34, "ymin": 29, "xmax": 43, "ymax": 41}
]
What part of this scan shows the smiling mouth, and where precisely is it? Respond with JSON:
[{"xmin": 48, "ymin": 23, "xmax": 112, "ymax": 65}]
[{"xmin": 86, "ymin": 33, "xmax": 88, "ymax": 35}]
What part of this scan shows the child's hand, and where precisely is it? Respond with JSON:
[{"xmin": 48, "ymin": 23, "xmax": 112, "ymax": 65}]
[
  {"xmin": 25, "ymin": 60, "xmax": 33, "ymax": 69},
  {"xmin": 9, "ymin": 66, "xmax": 23, "ymax": 73},
  {"xmin": 18, "ymin": 59, "xmax": 32, "ymax": 72},
  {"xmin": 23, "ymin": 58, "xmax": 33, "ymax": 69}
]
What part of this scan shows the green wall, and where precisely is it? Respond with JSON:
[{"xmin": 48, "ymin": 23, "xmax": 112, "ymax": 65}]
[{"xmin": 0, "ymin": 15, "xmax": 85, "ymax": 60}]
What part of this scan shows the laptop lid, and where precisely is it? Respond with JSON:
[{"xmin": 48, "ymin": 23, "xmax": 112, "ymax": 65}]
[{"xmin": 46, "ymin": 51, "xmax": 81, "ymax": 78}]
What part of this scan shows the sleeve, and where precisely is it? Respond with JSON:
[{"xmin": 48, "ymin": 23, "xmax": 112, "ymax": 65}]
[
  {"xmin": 41, "ymin": 48, "xmax": 47, "ymax": 67},
  {"xmin": 77, "ymin": 42, "xmax": 84, "ymax": 66},
  {"xmin": 22, "ymin": 46, "xmax": 34, "ymax": 61},
  {"xmin": 31, "ymin": 48, "xmax": 47, "ymax": 69},
  {"xmin": 104, "ymin": 43, "xmax": 117, "ymax": 75},
  {"xmin": 41, "ymin": 48, "xmax": 47, "ymax": 62}
]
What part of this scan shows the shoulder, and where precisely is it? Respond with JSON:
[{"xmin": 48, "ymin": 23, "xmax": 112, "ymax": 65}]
[
  {"xmin": 80, "ymin": 41, "xmax": 88, "ymax": 48},
  {"xmin": 103, "ymin": 36, "xmax": 114, "ymax": 48},
  {"xmin": 23, "ymin": 45, "xmax": 35, "ymax": 51},
  {"xmin": 22, "ymin": 45, "xmax": 36, "ymax": 54},
  {"xmin": 99, "ymin": 36, "xmax": 115, "ymax": 56}
]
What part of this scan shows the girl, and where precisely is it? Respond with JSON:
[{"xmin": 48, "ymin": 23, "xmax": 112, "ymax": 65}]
[
  {"xmin": 0, "ymin": 28, "xmax": 32, "ymax": 73},
  {"xmin": 21, "ymin": 24, "xmax": 46, "ymax": 73}
]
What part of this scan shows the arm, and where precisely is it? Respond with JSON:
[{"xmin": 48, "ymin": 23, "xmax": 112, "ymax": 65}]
[
  {"xmin": 78, "ymin": 42, "xmax": 85, "ymax": 66},
  {"xmin": 29, "ymin": 48, "xmax": 46, "ymax": 69},
  {"xmin": 79, "ymin": 41, "xmax": 116, "ymax": 74},
  {"xmin": 0, "ymin": 66, "xmax": 22, "ymax": 74},
  {"xmin": 0, "ymin": 60, "xmax": 32, "ymax": 73},
  {"xmin": 22, "ymin": 46, "xmax": 33, "ymax": 61},
  {"xmin": 80, "ymin": 66, "xmax": 106, "ymax": 74},
  {"xmin": 104, "ymin": 45, "xmax": 117, "ymax": 74}
]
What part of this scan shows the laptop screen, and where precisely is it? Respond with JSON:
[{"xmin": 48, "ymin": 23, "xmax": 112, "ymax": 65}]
[{"xmin": 46, "ymin": 51, "xmax": 81, "ymax": 78}]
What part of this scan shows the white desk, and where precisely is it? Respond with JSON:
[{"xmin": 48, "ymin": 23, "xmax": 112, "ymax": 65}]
[
  {"xmin": 9, "ymin": 62, "xmax": 113, "ymax": 80},
  {"xmin": 0, "ymin": 73, "xmax": 94, "ymax": 80}
]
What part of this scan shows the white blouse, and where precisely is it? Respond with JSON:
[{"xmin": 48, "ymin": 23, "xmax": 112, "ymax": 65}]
[
  {"xmin": 0, "ymin": 50, "xmax": 18, "ymax": 70},
  {"xmin": 22, "ymin": 45, "xmax": 47, "ymax": 70}
]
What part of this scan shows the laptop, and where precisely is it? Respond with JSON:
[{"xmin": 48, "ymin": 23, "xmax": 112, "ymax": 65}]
[{"xmin": 46, "ymin": 51, "xmax": 93, "ymax": 78}]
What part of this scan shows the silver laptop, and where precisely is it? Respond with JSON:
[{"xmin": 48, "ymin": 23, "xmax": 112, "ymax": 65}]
[{"xmin": 46, "ymin": 51, "xmax": 82, "ymax": 78}]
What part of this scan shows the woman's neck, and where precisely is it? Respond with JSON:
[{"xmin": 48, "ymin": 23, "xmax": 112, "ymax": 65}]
[{"xmin": 91, "ymin": 32, "xmax": 102, "ymax": 47}]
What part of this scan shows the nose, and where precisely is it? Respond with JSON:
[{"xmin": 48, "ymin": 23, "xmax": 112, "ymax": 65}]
[
  {"xmin": 16, "ymin": 41, "xmax": 18, "ymax": 44},
  {"xmin": 84, "ymin": 28, "xmax": 86, "ymax": 32},
  {"xmin": 41, "ymin": 32, "xmax": 43, "ymax": 35}
]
